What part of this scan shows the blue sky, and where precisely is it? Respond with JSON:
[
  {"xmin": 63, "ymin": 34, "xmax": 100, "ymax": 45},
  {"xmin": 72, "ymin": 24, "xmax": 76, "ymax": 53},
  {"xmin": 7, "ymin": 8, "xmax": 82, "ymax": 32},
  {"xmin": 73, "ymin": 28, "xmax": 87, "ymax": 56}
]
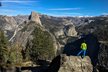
[{"xmin": 0, "ymin": 0, "xmax": 108, "ymax": 16}]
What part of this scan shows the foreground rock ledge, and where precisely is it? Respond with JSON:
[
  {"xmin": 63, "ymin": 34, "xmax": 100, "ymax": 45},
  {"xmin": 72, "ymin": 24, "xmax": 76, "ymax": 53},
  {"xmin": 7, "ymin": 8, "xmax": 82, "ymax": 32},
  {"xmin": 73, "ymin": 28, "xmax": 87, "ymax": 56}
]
[{"xmin": 46, "ymin": 54, "xmax": 93, "ymax": 72}]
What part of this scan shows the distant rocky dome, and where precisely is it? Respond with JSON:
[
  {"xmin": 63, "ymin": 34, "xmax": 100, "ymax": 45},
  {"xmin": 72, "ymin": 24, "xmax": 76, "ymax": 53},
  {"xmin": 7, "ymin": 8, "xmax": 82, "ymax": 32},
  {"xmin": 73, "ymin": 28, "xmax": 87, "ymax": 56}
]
[
  {"xmin": 53, "ymin": 24, "xmax": 77, "ymax": 38},
  {"xmin": 45, "ymin": 54, "xmax": 93, "ymax": 72},
  {"xmin": 13, "ymin": 11, "xmax": 43, "ymax": 26},
  {"xmin": 29, "ymin": 11, "xmax": 42, "ymax": 27}
]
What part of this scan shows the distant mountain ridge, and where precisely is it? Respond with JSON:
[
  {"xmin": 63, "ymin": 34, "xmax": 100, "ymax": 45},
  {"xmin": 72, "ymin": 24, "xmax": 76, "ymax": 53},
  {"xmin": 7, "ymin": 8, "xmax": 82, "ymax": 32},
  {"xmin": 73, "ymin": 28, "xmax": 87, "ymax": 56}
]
[{"xmin": 0, "ymin": 11, "xmax": 108, "ymax": 48}]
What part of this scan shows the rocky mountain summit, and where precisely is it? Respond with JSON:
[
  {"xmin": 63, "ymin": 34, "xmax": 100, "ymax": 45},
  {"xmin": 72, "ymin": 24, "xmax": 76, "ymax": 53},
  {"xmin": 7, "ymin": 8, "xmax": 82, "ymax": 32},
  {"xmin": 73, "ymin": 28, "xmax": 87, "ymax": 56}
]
[
  {"xmin": 29, "ymin": 11, "xmax": 42, "ymax": 26},
  {"xmin": 10, "ymin": 12, "xmax": 43, "ymax": 43}
]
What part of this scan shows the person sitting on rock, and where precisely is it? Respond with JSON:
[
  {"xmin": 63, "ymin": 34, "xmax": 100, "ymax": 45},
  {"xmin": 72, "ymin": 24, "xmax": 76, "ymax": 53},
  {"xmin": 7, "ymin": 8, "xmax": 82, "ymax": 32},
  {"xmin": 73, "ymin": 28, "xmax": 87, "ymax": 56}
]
[{"xmin": 77, "ymin": 40, "xmax": 87, "ymax": 59}]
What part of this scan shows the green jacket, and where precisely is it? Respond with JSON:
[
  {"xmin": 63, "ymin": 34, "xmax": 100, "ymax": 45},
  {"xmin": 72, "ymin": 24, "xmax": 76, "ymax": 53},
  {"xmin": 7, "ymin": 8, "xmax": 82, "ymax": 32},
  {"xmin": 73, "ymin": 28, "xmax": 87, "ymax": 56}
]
[{"xmin": 80, "ymin": 42, "xmax": 87, "ymax": 50}]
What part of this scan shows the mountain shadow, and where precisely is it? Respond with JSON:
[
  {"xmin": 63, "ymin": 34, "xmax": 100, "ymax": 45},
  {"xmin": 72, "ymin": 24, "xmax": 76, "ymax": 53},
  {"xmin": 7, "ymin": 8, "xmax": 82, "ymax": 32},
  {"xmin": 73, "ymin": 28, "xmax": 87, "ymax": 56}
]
[{"xmin": 63, "ymin": 33, "xmax": 100, "ymax": 66}]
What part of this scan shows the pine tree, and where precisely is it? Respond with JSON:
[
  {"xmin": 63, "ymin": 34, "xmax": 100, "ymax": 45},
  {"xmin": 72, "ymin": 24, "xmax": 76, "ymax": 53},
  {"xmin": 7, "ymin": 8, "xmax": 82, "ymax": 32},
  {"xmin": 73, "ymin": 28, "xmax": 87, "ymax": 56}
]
[
  {"xmin": 26, "ymin": 27, "xmax": 55, "ymax": 62},
  {"xmin": 0, "ymin": 30, "xmax": 8, "ymax": 65}
]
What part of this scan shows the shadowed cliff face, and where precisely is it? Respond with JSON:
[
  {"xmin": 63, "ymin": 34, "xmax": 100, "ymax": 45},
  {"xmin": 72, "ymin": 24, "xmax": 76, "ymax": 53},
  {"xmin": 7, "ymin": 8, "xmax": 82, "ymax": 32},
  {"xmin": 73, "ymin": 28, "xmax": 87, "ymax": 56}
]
[
  {"xmin": 63, "ymin": 34, "xmax": 100, "ymax": 66},
  {"xmin": 97, "ymin": 44, "xmax": 108, "ymax": 71},
  {"xmin": 45, "ymin": 55, "xmax": 61, "ymax": 72}
]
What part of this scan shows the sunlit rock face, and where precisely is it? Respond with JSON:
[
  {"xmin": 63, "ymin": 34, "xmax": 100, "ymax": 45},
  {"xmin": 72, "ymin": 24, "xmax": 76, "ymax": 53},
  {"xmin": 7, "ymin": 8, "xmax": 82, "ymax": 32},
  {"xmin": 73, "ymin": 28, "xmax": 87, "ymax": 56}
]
[
  {"xmin": 64, "ymin": 24, "xmax": 77, "ymax": 37},
  {"xmin": 29, "ymin": 11, "xmax": 42, "ymax": 26},
  {"xmin": 45, "ymin": 54, "xmax": 93, "ymax": 72}
]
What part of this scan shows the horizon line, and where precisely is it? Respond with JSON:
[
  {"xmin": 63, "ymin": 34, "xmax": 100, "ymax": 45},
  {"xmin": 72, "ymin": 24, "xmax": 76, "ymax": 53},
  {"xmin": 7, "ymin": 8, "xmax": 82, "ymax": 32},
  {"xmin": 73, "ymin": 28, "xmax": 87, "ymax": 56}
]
[{"xmin": 0, "ymin": 13, "xmax": 107, "ymax": 17}]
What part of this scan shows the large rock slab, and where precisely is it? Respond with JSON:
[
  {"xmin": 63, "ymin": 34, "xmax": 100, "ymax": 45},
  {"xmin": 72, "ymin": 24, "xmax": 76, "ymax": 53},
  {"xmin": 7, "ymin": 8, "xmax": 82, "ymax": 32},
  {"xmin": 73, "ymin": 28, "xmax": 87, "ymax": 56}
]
[
  {"xmin": 59, "ymin": 55, "xmax": 93, "ymax": 72},
  {"xmin": 45, "ymin": 54, "xmax": 93, "ymax": 72}
]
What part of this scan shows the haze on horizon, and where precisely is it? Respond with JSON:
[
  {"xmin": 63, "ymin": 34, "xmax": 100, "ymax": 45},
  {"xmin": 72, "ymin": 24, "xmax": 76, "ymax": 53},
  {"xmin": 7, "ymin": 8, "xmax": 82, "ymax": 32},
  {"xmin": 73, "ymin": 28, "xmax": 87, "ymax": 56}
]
[{"xmin": 0, "ymin": 0, "xmax": 108, "ymax": 17}]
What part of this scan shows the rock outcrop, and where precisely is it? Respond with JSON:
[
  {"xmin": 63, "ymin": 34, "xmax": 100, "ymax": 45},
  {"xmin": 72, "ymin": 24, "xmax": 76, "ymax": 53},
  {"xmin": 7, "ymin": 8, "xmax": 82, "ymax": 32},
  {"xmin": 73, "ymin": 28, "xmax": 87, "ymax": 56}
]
[
  {"xmin": 45, "ymin": 54, "xmax": 93, "ymax": 72},
  {"xmin": 54, "ymin": 29, "xmax": 64, "ymax": 38},
  {"xmin": 64, "ymin": 25, "xmax": 77, "ymax": 36},
  {"xmin": 29, "ymin": 11, "xmax": 42, "ymax": 26},
  {"xmin": 53, "ymin": 24, "xmax": 77, "ymax": 38}
]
